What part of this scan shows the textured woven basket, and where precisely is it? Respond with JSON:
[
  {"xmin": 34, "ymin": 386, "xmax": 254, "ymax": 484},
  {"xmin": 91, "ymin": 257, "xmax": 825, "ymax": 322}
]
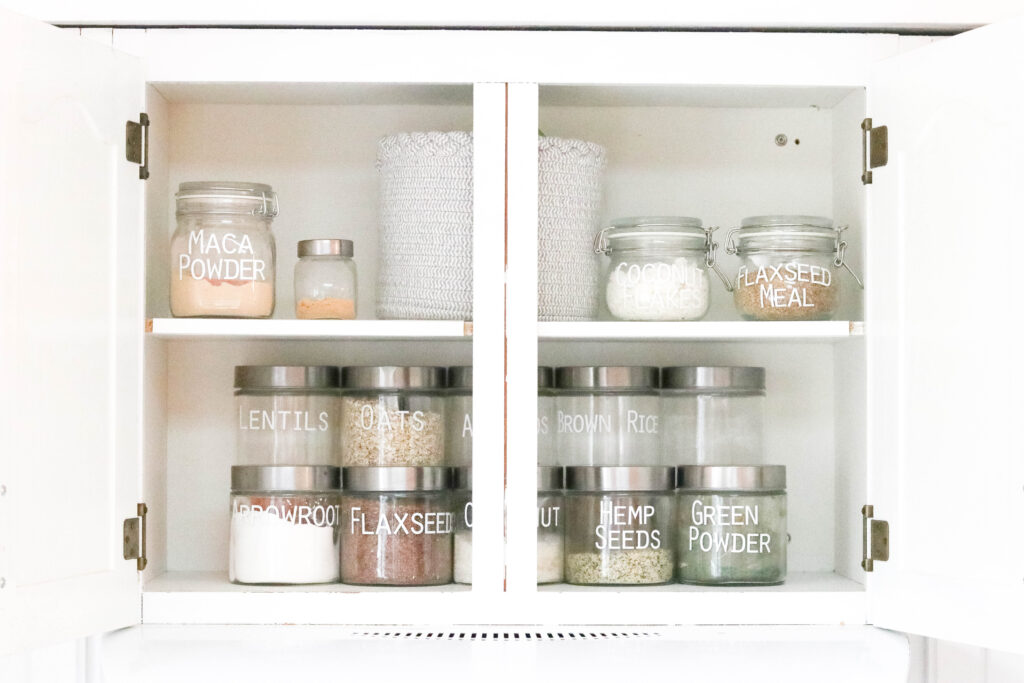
[
  {"xmin": 376, "ymin": 131, "xmax": 473, "ymax": 320},
  {"xmin": 538, "ymin": 137, "xmax": 607, "ymax": 321}
]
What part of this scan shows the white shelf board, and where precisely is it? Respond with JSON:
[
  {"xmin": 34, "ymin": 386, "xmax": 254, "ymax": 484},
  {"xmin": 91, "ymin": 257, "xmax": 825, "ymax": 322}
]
[
  {"xmin": 539, "ymin": 320, "xmax": 864, "ymax": 342},
  {"xmin": 142, "ymin": 571, "xmax": 865, "ymax": 626},
  {"xmin": 147, "ymin": 318, "xmax": 472, "ymax": 341}
]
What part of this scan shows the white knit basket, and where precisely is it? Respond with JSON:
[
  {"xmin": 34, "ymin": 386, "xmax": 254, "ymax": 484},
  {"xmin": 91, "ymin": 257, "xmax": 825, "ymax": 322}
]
[
  {"xmin": 538, "ymin": 137, "xmax": 607, "ymax": 321},
  {"xmin": 376, "ymin": 131, "xmax": 473, "ymax": 320}
]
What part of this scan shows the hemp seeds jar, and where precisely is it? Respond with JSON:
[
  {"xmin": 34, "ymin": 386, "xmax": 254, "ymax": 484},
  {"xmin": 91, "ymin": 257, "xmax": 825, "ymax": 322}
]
[{"xmin": 676, "ymin": 465, "xmax": 787, "ymax": 585}]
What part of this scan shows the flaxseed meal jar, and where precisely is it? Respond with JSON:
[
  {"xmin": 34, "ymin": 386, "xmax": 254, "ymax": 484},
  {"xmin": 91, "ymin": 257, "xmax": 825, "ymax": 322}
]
[
  {"xmin": 676, "ymin": 465, "xmax": 787, "ymax": 585},
  {"xmin": 726, "ymin": 215, "xmax": 861, "ymax": 321}
]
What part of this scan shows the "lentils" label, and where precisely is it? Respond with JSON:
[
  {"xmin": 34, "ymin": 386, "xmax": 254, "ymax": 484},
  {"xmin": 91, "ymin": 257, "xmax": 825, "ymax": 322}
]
[{"xmin": 239, "ymin": 408, "xmax": 329, "ymax": 432}]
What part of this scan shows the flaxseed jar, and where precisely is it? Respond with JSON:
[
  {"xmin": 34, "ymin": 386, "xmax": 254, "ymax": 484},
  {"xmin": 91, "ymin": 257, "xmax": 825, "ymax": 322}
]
[{"xmin": 726, "ymin": 215, "xmax": 861, "ymax": 321}]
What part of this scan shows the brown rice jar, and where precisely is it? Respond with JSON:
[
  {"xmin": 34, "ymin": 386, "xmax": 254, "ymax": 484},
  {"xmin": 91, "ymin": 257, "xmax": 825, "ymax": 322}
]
[{"xmin": 340, "ymin": 466, "xmax": 453, "ymax": 586}]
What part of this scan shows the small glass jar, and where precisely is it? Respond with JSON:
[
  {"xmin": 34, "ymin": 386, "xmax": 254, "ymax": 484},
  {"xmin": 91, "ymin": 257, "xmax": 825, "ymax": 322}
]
[
  {"xmin": 595, "ymin": 217, "xmax": 716, "ymax": 321},
  {"xmin": 294, "ymin": 239, "xmax": 357, "ymax": 320},
  {"xmin": 537, "ymin": 466, "xmax": 565, "ymax": 584},
  {"xmin": 234, "ymin": 366, "xmax": 340, "ymax": 466},
  {"xmin": 676, "ymin": 465, "xmax": 787, "ymax": 585},
  {"xmin": 229, "ymin": 465, "xmax": 341, "ymax": 585},
  {"xmin": 446, "ymin": 366, "xmax": 472, "ymax": 466},
  {"xmin": 564, "ymin": 466, "xmax": 675, "ymax": 585},
  {"xmin": 170, "ymin": 181, "xmax": 277, "ymax": 318},
  {"xmin": 660, "ymin": 366, "xmax": 766, "ymax": 466},
  {"xmin": 340, "ymin": 467, "xmax": 453, "ymax": 586},
  {"xmin": 537, "ymin": 367, "xmax": 556, "ymax": 466},
  {"xmin": 555, "ymin": 367, "xmax": 661, "ymax": 466},
  {"xmin": 340, "ymin": 366, "xmax": 446, "ymax": 466},
  {"xmin": 727, "ymin": 215, "xmax": 855, "ymax": 321},
  {"xmin": 452, "ymin": 466, "xmax": 473, "ymax": 585}
]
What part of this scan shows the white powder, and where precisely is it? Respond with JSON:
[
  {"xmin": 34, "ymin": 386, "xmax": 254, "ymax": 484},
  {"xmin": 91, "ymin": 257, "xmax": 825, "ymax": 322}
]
[
  {"xmin": 537, "ymin": 533, "xmax": 564, "ymax": 584},
  {"xmin": 454, "ymin": 530, "xmax": 473, "ymax": 584},
  {"xmin": 230, "ymin": 509, "xmax": 339, "ymax": 584},
  {"xmin": 605, "ymin": 257, "xmax": 710, "ymax": 320}
]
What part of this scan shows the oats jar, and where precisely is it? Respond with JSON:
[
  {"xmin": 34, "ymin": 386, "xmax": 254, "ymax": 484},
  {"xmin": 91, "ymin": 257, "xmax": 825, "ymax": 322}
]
[
  {"xmin": 294, "ymin": 239, "xmax": 357, "ymax": 319},
  {"xmin": 340, "ymin": 366, "xmax": 446, "ymax": 466},
  {"xmin": 676, "ymin": 465, "xmax": 787, "ymax": 585},
  {"xmin": 564, "ymin": 466, "xmax": 675, "ymax": 585},
  {"xmin": 170, "ymin": 181, "xmax": 277, "ymax": 318},
  {"xmin": 727, "ymin": 215, "xmax": 861, "ymax": 321}
]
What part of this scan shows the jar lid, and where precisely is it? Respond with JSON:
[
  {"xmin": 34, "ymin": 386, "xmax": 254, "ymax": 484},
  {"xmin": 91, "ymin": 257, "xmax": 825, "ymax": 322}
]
[
  {"xmin": 538, "ymin": 466, "xmax": 564, "ymax": 490},
  {"xmin": 566, "ymin": 466, "xmax": 675, "ymax": 492},
  {"xmin": 596, "ymin": 216, "xmax": 706, "ymax": 254},
  {"xmin": 231, "ymin": 465, "xmax": 340, "ymax": 492},
  {"xmin": 555, "ymin": 366, "xmax": 659, "ymax": 392},
  {"xmin": 730, "ymin": 215, "xmax": 838, "ymax": 253},
  {"xmin": 234, "ymin": 365, "xmax": 340, "ymax": 391},
  {"xmin": 538, "ymin": 367, "xmax": 553, "ymax": 390},
  {"xmin": 676, "ymin": 465, "xmax": 786, "ymax": 491},
  {"xmin": 661, "ymin": 366, "xmax": 765, "ymax": 392},
  {"xmin": 175, "ymin": 181, "xmax": 279, "ymax": 217},
  {"xmin": 343, "ymin": 466, "xmax": 451, "ymax": 492},
  {"xmin": 448, "ymin": 366, "xmax": 473, "ymax": 389},
  {"xmin": 453, "ymin": 466, "xmax": 472, "ymax": 490},
  {"xmin": 341, "ymin": 366, "xmax": 446, "ymax": 390},
  {"xmin": 297, "ymin": 239, "xmax": 354, "ymax": 258}
]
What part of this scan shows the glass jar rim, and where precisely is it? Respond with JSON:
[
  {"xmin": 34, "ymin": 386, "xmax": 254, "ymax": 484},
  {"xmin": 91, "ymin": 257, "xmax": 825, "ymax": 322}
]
[
  {"xmin": 600, "ymin": 217, "xmax": 707, "ymax": 252},
  {"xmin": 176, "ymin": 181, "xmax": 278, "ymax": 217},
  {"xmin": 730, "ymin": 215, "xmax": 839, "ymax": 254}
]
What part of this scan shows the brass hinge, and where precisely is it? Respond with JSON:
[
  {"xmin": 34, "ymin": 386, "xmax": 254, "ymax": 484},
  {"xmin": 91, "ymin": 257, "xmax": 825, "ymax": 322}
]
[
  {"xmin": 123, "ymin": 503, "xmax": 148, "ymax": 571},
  {"xmin": 125, "ymin": 113, "xmax": 150, "ymax": 180},
  {"xmin": 861, "ymin": 504, "xmax": 890, "ymax": 572},
  {"xmin": 861, "ymin": 118, "xmax": 888, "ymax": 185}
]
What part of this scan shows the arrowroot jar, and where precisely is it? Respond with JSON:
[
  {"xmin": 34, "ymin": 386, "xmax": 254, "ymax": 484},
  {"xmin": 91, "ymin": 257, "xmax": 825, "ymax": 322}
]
[
  {"xmin": 447, "ymin": 366, "xmax": 473, "ymax": 466},
  {"xmin": 676, "ymin": 465, "xmax": 787, "ymax": 586}
]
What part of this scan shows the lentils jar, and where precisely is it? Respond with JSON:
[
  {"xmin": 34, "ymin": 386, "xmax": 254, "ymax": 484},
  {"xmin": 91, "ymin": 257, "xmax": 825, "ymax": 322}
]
[
  {"xmin": 537, "ymin": 466, "xmax": 565, "ymax": 584},
  {"xmin": 555, "ymin": 367, "xmax": 661, "ymax": 466},
  {"xmin": 537, "ymin": 367, "xmax": 556, "ymax": 466},
  {"xmin": 234, "ymin": 366, "xmax": 340, "ymax": 466},
  {"xmin": 294, "ymin": 239, "xmax": 357, "ymax": 319},
  {"xmin": 727, "ymin": 215, "xmax": 854, "ymax": 321},
  {"xmin": 341, "ymin": 466, "xmax": 453, "ymax": 586},
  {"xmin": 676, "ymin": 465, "xmax": 787, "ymax": 585},
  {"xmin": 340, "ymin": 366, "xmax": 446, "ymax": 466},
  {"xmin": 229, "ymin": 465, "xmax": 341, "ymax": 585},
  {"xmin": 565, "ymin": 466, "xmax": 675, "ymax": 585},
  {"xmin": 596, "ymin": 217, "xmax": 715, "ymax": 321},
  {"xmin": 661, "ymin": 366, "xmax": 766, "ymax": 466},
  {"xmin": 452, "ymin": 466, "xmax": 473, "ymax": 584},
  {"xmin": 171, "ymin": 181, "xmax": 277, "ymax": 318},
  {"xmin": 447, "ymin": 366, "xmax": 473, "ymax": 466}
]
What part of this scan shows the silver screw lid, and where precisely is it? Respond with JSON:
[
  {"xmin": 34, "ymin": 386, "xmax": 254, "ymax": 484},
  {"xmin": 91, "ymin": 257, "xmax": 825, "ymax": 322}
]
[
  {"xmin": 538, "ymin": 466, "xmax": 564, "ymax": 491},
  {"xmin": 343, "ymin": 466, "xmax": 451, "ymax": 492},
  {"xmin": 448, "ymin": 366, "xmax": 473, "ymax": 390},
  {"xmin": 566, "ymin": 466, "xmax": 675, "ymax": 492},
  {"xmin": 341, "ymin": 366, "xmax": 446, "ymax": 390},
  {"xmin": 676, "ymin": 465, "xmax": 786, "ymax": 491},
  {"xmin": 538, "ymin": 367, "xmax": 553, "ymax": 390},
  {"xmin": 661, "ymin": 366, "xmax": 765, "ymax": 392},
  {"xmin": 231, "ymin": 465, "xmax": 340, "ymax": 492},
  {"xmin": 452, "ymin": 466, "xmax": 472, "ymax": 490},
  {"xmin": 297, "ymin": 239, "xmax": 354, "ymax": 258},
  {"xmin": 555, "ymin": 366, "xmax": 659, "ymax": 392},
  {"xmin": 234, "ymin": 365, "xmax": 340, "ymax": 391}
]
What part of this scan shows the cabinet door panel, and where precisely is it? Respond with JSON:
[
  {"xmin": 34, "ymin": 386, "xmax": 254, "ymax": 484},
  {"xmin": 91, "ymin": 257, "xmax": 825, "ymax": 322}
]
[
  {"xmin": 867, "ymin": 17, "xmax": 1024, "ymax": 653},
  {"xmin": 0, "ymin": 9, "xmax": 144, "ymax": 654}
]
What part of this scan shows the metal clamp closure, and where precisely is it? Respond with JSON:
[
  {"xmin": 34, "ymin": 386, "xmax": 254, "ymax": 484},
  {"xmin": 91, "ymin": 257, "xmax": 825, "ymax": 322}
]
[
  {"xmin": 704, "ymin": 226, "xmax": 733, "ymax": 292},
  {"xmin": 252, "ymin": 191, "xmax": 280, "ymax": 218},
  {"xmin": 593, "ymin": 227, "xmax": 612, "ymax": 255},
  {"xmin": 833, "ymin": 225, "xmax": 865, "ymax": 290}
]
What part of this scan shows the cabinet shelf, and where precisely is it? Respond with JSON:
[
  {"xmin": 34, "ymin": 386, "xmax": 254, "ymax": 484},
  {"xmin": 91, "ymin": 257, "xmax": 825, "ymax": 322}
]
[
  {"xmin": 146, "ymin": 318, "xmax": 473, "ymax": 341},
  {"xmin": 539, "ymin": 321, "xmax": 864, "ymax": 342},
  {"xmin": 141, "ymin": 571, "xmax": 864, "ymax": 626}
]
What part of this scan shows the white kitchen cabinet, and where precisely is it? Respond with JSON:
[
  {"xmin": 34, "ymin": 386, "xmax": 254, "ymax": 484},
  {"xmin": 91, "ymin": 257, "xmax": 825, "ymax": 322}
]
[{"xmin": 0, "ymin": 8, "xmax": 1021, "ymax": 674}]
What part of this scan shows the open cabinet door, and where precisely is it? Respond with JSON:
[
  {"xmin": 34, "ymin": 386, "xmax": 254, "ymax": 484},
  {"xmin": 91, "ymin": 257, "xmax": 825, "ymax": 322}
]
[
  {"xmin": 866, "ymin": 18, "xmax": 1024, "ymax": 654},
  {"xmin": 0, "ymin": 10, "xmax": 144, "ymax": 654}
]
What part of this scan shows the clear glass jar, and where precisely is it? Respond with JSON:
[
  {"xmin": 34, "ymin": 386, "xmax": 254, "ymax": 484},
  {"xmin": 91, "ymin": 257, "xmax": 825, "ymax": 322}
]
[
  {"xmin": 727, "ymin": 215, "xmax": 856, "ymax": 321},
  {"xmin": 537, "ymin": 367, "xmax": 556, "ymax": 466},
  {"xmin": 660, "ymin": 366, "xmax": 766, "ymax": 466},
  {"xmin": 234, "ymin": 366, "xmax": 340, "ymax": 466},
  {"xmin": 340, "ymin": 366, "xmax": 446, "ymax": 466},
  {"xmin": 446, "ymin": 366, "xmax": 472, "ymax": 466},
  {"xmin": 595, "ymin": 217, "xmax": 718, "ymax": 321},
  {"xmin": 452, "ymin": 467, "xmax": 473, "ymax": 584},
  {"xmin": 170, "ymin": 181, "xmax": 277, "ymax": 318},
  {"xmin": 537, "ymin": 466, "xmax": 565, "ymax": 584},
  {"xmin": 555, "ymin": 367, "xmax": 661, "ymax": 466},
  {"xmin": 564, "ymin": 466, "xmax": 675, "ymax": 585},
  {"xmin": 229, "ymin": 466, "xmax": 341, "ymax": 585},
  {"xmin": 676, "ymin": 465, "xmax": 787, "ymax": 585},
  {"xmin": 340, "ymin": 467, "xmax": 453, "ymax": 586},
  {"xmin": 294, "ymin": 239, "xmax": 357, "ymax": 319}
]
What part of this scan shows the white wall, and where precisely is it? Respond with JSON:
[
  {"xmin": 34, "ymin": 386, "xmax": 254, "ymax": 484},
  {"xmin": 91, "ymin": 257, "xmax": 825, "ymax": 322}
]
[
  {"xmin": 910, "ymin": 637, "xmax": 1024, "ymax": 683},
  {"xmin": 0, "ymin": 638, "xmax": 85, "ymax": 683}
]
